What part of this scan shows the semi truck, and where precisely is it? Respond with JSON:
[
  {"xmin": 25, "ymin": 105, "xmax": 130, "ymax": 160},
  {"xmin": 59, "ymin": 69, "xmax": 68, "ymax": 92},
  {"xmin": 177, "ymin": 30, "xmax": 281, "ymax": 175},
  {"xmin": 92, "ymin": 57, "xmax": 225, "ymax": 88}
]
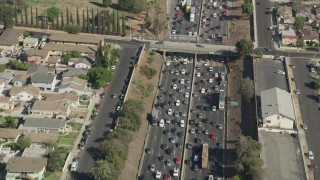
[
  {"xmin": 186, "ymin": 0, "xmax": 191, "ymax": 12},
  {"xmin": 219, "ymin": 90, "xmax": 225, "ymax": 110},
  {"xmin": 190, "ymin": 7, "xmax": 195, "ymax": 22},
  {"xmin": 201, "ymin": 143, "xmax": 208, "ymax": 169},
  {"xmin": 151, "ymin": 109, "xmax": 159, "ymax": 125}
]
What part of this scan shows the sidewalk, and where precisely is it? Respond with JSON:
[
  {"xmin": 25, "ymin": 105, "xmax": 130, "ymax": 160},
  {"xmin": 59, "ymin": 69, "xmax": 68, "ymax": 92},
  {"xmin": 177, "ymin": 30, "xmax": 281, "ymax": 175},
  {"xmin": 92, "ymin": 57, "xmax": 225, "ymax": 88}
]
[
  {"xmin": 60, "ymin": 93, "xmax": 101, "ymax": 180},
  {"xmin": 286, "ymin": 58, "xmax": 314, "ymax": 180}
]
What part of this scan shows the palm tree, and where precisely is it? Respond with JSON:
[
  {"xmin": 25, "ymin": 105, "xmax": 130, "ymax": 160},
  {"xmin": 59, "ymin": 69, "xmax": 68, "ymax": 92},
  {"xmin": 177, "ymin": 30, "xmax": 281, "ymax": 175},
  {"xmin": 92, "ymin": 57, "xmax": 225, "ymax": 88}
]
[{"xmin": 91, "ymin": 159, "xmax": 111, "ymax": 180}]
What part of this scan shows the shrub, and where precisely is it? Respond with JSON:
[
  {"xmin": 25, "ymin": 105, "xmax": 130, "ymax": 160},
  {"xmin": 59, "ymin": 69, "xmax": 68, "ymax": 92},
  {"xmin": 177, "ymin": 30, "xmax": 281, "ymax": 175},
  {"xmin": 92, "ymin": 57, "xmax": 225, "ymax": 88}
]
[{"xmin": 139, "ymin": 65, "xmax": 157, "ymax": 79}]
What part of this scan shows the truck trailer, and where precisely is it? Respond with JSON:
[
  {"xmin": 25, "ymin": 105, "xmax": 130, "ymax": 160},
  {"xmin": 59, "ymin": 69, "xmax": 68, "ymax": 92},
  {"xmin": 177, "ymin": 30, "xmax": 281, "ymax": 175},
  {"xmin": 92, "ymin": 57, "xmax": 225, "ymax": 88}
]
[{"xmin": 190, "ymin": 7, "xmax": 195, "ymax": 22}]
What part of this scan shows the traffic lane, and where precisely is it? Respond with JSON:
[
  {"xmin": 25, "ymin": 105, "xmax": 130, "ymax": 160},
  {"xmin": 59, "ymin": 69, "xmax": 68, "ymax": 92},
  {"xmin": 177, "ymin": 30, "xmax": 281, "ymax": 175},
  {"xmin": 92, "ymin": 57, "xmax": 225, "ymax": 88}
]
[
  {"xmin": 255, "ymin": 0, "xmax": 273, "ymax": 48},
  {"xmin": 76, "ymin": 46, "xmax": 138, "ymax": 176},
  {"xmin": 292, "ymin": 58, "xmax": 320, "ymax": 178}
]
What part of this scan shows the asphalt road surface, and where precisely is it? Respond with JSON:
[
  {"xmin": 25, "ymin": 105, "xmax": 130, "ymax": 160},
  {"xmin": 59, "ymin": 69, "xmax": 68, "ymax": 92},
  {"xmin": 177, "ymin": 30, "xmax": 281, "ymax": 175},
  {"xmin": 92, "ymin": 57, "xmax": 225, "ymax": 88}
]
[
  {"xmin": 139, "ymin": 53, "xmax": 194, "ymax": 179},
  {"xmin": 255, "ymin": 0, "xmax": 273, "ymax": 49},
  {"xmin": 183, "ymin": 56, "xmax": 225, "ymax": 180},
  {"xmin": 73, "ymin": 40, "xmax": 142, "ymax": 179},
  {"xmin": 291, "ymin": 57, "xmax": 320, "ymax": 179}
]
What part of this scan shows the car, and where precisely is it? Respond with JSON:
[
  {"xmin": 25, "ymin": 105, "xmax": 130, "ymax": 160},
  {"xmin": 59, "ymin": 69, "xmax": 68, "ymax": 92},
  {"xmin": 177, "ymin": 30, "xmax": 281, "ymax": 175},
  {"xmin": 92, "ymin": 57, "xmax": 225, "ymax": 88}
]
[
  {"xmin": 164, "ymin": 173, "xmax": 170, "ymax": 180},
  {"xmin": 181, "ymin": 69, "xmax": 186, "ymax": 74},
  {"xmin": 169, "ymin": 101, "xmax": 175, "ymax": 106},
  {"xmin": 116, "ymin": 106, "xmax": 122, "ymax": 111},
  {"xmin": 99, "ymin": 93, "xmax": 105, "ymax": 98},
  {"xmin": 163, "ymin": 129, "xmax": 169, "ymax": 135},
  {"xmin": 172, "ymin": 30, "xmax": 176, "ymax": 34},
  {"xmin": 197, "ymin": 122, "xmax": 203, "ymax": 128},
  {"xmin": 91, "ymin": 114, "xmax": 97, "ymax": 120},
  {"xmin": 212, "ymin": 106, "xmax": 217, "ymax": 111},
  {"xmin": 157, "ymin": 95, "xmax": 163, "ymax": 100},
  {"xmin": 159, "ymin": 119, "xmax": 164, "ymax": 127},
  {"xmin": 146, "ymin": 148, "xmax": 153, "ymax": 154},
  {"xmin": 171, "ymin": 119, "xmax": 177, "ymax": 125},
  {"xmin": 174, "ymin": 111, "xmax": 179, "ymax": 117},
  {"xmin": 173, "ymin": 167, "xmax": 179, "ymax": 177},
  {"xmin": 171, "ymin": 128, "xmax": 177, "ymax": 134},
  {"xmin": 214, "ymin": 72, "xmax": 219, "ymax": 78},
  {"xmin": 213, "ymin": 13, "xmax": 217, "ymax": 17},
  {"xmin": 85, "ymin": 124, "xmax": 92, "ymax": 131},
  {"xmin": 111, "ymin": 93, "xmax": 117, "ymax": 98},
  {"xmin": 208, "ymin": 78, "xmax": 213, "ymax": 83},
  {"xmin": 176, "ymin": 142, "xmax": 183, "ymax": 148},
  {"xmin": 189, "ymin": 119, "xmax": 195, "ymax": 124},
  {"xmin": 211, "ymin": 133, "xmax": 216, "ymax": 139},
  {"xmin": 217, "ymin": 124, "xmax": 223, "ymax": 129},
  {"xmin": 190, "ymin": 128, "xmax": 195, "ymax": 134},
  {"xmin": 167, "ymin": 109, "xmax": 173, "ymax": 115},
  {"xmin": 294, "ymin": 89, "xmax": 300, "ymax": 95},
  {"xmin": 301, "ymin": 123, "xmax": 307, "ymax": 130},
  {"xmin": 187, "ymin": 142, "xmax": 193, "ymax": 149},
  {"xmin": 308, "ymin": 151, "xmax": 314, "ymax": 160},
  {"xmin": 149, "ymin": 164, "xmax": 156, "ymax": 172},
  {"xmin": 177, "ymin": 131, "xmax": 184, "ymax": 138},
  {"xmin": 95, "ymin": 104, "xmax": 101, "ymax": 109},
  {"xmin": 155, "ymin": 171, "xmax": 162, "ymax": 179},
  {"xmin": 175, "ymin": 100, "xmax": 181, "ymax": 106},
  {"xmin": 161, "ymin": 144, "xmax": 168, "ymax": 150},
  {"xmin": 204, "ymin": 129, "xmax": 209, "ymax": 135},
  {"xmin": 203, "ymin": 62, "xmax": 208, "ymax": 66},
  {"xmin": 78, "ymin": 142, "xmax": 85, "ymax": 149},
  {"xmin": 198, "ymin": 113, "xmax": 203, "ymax": 118},
  {"xmin": 166, "ymin": 159, "xmax": 173, "ymax": 166},
  {"xmin": 103, "ymin": 83, "xmax": 110, "ymax": 90},
  {"xmin": 165, "ymin": 118, "xmax": 171, "ymax": 124},
  {"xmin": 162, "ymin": 102, "xmax": 168, "ymax": 108},
  {"xmin": 180, "ymin": 79, "xmax": 185, "ymax": 84},
  {"xmin": 184, "ymin": 92, "xmax": 189, "ymax": 98},
  {"xmin": 70, "ymin": 161, "xmax": 79, "ymax": 171},
  {"xmin": 109, "ymin": 66, "xmax": 116, "ymax": 71},
  {"xmin": 166, "ymin": 147, "xmax": 173, "ymax": 155},
  {"xmin": 202, "ymin": 118, "xmax": 209, "ymax": 123},
  {"xmin": 196, "ymin": 72, "xmax": 201, "ymax": 77},
  {"xmin": 193, "ymin": 164, "xmax": 199, "ymax": 171},
  {"xmin": 191, "ymin": 109, "xmax": 196, "ymax": 113},
  {"xmin": 158, "ymin": 155, "xmax": 165, "ymax": 161},
  {"xmin": 277, "ymin": 70, "xmax": 285, "ymax": 75},
  {"xmin": 183, "ymin": 99, "xmax": 188, "ymax": 104},
  {"xmin": 180, "ymin": 120, "xmax": 185, "ymax": 127},
  {"xmin": 193, "ymin": 92, "xmax": 198, "ymax": 97},
  {"xmin": 181, "ymin": 111, "xmax": 186, "ymax": 117},
  {"xmin": 170, "ymin": 137, "xmax": 176, "ymax": 144},
  {"xmin": 196, "ymin": 128, "xmax": 202, "ymax": 134},
  {"xmin": 175, "ymin": 156, "xmax": 181, "ymax": 165},
  {"xmin": 265, "ymin": 48, "xmax": 271, "ymax": 52},
  {"xmin": 200, "ymin": 88, "xmax": 205, "ymax": 93},
  {"xmin": 172, "ymin": 84, "xmax": 177, "ymax": 89}
]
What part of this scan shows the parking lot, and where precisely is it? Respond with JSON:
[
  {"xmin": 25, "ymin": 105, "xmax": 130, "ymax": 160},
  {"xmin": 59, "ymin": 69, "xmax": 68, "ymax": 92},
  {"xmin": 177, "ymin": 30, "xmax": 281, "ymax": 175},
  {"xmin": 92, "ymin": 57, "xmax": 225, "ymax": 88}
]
[
  {"xmin": 183, "ymin": 56, "xmax": 226, "ymax": 179},
  {"xmin": 139, "ymin": 53, "xmax": 194, "ymax": 179},
  {"xmin": 254, "ymin": 58, "xmax": 288, "ymax": 95},
  {"xmin": 169, "ymin": 0, "xmax": 228, "ymax": 44},
  {"xmin": 260, "ymin": 130, "xmax": 306, "ymax": 180}
]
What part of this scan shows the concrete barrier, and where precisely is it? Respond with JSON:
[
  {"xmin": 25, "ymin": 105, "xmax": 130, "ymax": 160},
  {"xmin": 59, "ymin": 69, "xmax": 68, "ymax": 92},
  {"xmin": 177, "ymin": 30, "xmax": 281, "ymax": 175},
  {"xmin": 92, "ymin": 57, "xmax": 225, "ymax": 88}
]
[{"xmin": 62, "ymin": 152, "xmax": 72, "ymax": 173}]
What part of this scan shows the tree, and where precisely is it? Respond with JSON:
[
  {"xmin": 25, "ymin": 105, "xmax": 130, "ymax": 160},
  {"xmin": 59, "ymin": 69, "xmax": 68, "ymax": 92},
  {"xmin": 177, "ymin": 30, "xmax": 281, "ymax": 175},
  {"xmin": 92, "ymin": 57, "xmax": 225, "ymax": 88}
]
[
  {"xmin": 96, "ymin": 9, "xmax": 101, "ymax": 34},
  {"xmin": 24, "ymin": 5, "xmax": 28, "ymax": 26},
  {"xmin": 64, "ymin": 24, "xmax": 81, "ymax": 34},
  {"xmin": 14, "ymin": 5, "xmax": 18, "ymax": 26},
  {"xmin": 20, "ymin": 8, "xmax": 24, "ymax": 25},
  {"xmin": 122, "ymin": 15, "xmax": 126, "ymax": 35},
  {"xmin": 63, "ymin": 51, "xmax": 81, "ymax": 63},
  {"xmin": 91, "ymin": 8, "xmax": 95, "ymax": 33},
  {"xmin": 103, "ymin": 0, "xmax": 112, "ymax": 7},
  {"xmin": 47, "ymin": 7, "xmax": 60, "ymax": 22},
  {"xmin": 236, "ymin": 39, "xmax": 254, "ymax": 56},
  {"xmin": 47, "ymin": 150, "xmax": 65, "ymax": 171},
  {"xmin": 6, "ymin": 60, "xmax": 31, "ymax": 70},
  {"xmin": 61, "ymin": 12, "xmax": 64, "ymax": 28},
  {"xmin": 116, "ymin": 10, "xmax": 120, "ymax": 35},
  {"xmin": 112, "ymin": 10, "xmax": 116, "ymax": 34},
  {"xmin": 35, "ymin": 7, "xmax": 39, "ymax": 27},
  {"xmin": 17, "ymin": 135, "xmax": 31, "ymax": 150},
  {"xmin": 70, "ymin": 13, "xmax": 74, "ymax": 24},
  {"xmin": 242, "ymin": 0, "xmax": 253, "ymax": 16},
  {"xmin": 296, "ymin": 38, "xmax": 304, "ymax": 48},
  {"xmin": 82, "ymin": 10, "xmax": 86, "ymax": 32},
  {"xmin": 239, "ymin": 77, "xmax": 254, "ymax": 102},
  {"xmin": 315, "ymin": 78, "xmax": 320, "ymax": 89},
  {"xmin": 91, "ymin": 159, "xmax": 111, "ymax": 180},
  {"xmin": 118, "ymin": 0, "xmax": 147, "ymax": 13},
  {"xmin": 4, "ymin": 116, "xmax": 18, "ymax": 128},
  {"xmin": 30, "ymin": 7, "xmax": 33, "ymax": 27},
  {"xmin": 119, "ymin": 99, "xmax": 144, "ymax": 131},
  {"xmin": 88, "ymin": 67, "xmax": 113, "ymax": 88},
  {"xmin": 76, "ymin": 7, "xmax": 80, "ymax": 26},
  {"xmin": 293, "ymin": 17, "xmax": 305, "ymax": 33},
  {"xmin": 66, "ymin": 7, "xmax": 69, "ymax": 24},
  {"xmin": 86, "ymin": 8, "xmax": 90, "ymax": 33}
]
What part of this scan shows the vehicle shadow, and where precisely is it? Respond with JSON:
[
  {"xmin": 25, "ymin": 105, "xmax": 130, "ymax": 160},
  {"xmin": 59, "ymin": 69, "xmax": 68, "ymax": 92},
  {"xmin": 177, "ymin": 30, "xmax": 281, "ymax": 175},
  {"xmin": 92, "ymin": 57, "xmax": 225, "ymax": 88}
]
[
  {"xmin": 307, "ymin": 95, "xmax": 319, "ymax": 102},
  {"xmin": 71, "ymin": 171, "xmax": 94, "ymax": 180},
  {"xmin": 84, "ymin": 146, "xmax": 103, "ymax": 162}
]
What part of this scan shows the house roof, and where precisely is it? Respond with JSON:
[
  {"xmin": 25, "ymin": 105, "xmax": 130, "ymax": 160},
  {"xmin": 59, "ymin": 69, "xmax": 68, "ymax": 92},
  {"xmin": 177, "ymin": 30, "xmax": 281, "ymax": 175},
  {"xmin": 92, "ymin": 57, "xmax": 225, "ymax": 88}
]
[
  {"xmin": 297, "ymin": 6, "xmax": 311, "ymax": 15},
  {"xmin": 45, "ymin": 92, "xmax": 78, "ymax": 102},
  {"xmin": 316, "ymin": 8, "xmax": 320, "ymax": 15},
  {"xmin": 47, "ymin": 56, "xmax": 61, "ymax": 64},
  {"xmin": 49, "ymin": 33, "xmax": 101, "ymax": 44},
  {"xmin": 0, "ymin": 72, "xmax": 14, "ymax": 81},
  {"xmin": 0, "ymin": 28, "xmax": 24, "ymax": 46},
  {"xmin": 281, "ymin": 28, "xmax": 296, "ymax": 37},
  {"xmin": 0, "ymin": 79, "xmax": 4, "ymax": 85},
  {"xmin": 62, "ymin": 76, "xmax": 87, "ymax": 86},
  {"xmin": 13, "ymin": 72, "xmax": 30, "ymax": 82},
  {"xmin": 24, "ymin": 133, "xmax": 58, "ymax": 143},
  {"xmin": 0, "ymin": 128, "xmax": 20, "ymax": 139},
  {"xmin": 69, "ymin": 57, "xmax": 92, "ymax": 66},
  {"xmin": 23, "ymin": 37, "xmax": 38, "ymax": 44},
  {"xmin": 278, "ymin": 6, "xmax": 292, "ymax": 16},
  {"xmin": 31, "ymin": 100, "xmax": 69, "ymax": 113},
  {"xmin": 301, "ymin": 29, "xmax": 319, "ymax": 41},
  {"xmin": 6, "ymin": 157, "xmax": 47, "ymax": 173},
  {"xmin": 261, "ymin": 87, "xmax": 295, "ymax": 120},
  {"xmin": 59, "ymin": 82, "xmax": 86, "ymax": 92},
  {"xmin": 23, "ymin": 117, "xmax": 66, "ymax": 129},
  {"xmin": 27, "ymin": 49, "xmax": 49, "ymax": 57},
  {"xmin": 43, "ymin": 43, "xmax": 97, "ymax": 54},
  {"xmin": 22, "ymin": 144, "xmax": 53, "ymax": 158},
  {"xmin": 10, "ymin": 85, "xmax": 40, "ymax": 96},
  {"xmin": 31, "ymin": 74, "xmax": 55, "ymax": 84},
  {"xmin": 27, "ymin": 65, "xmax": 53, "ymax": 75},
  {"xmin": 62, "ymin": 67, "xmax": 88, "ymax": 78},
  {"xmin": 0, "ymin": 97, "xmax": 11, "ymax": 103}
]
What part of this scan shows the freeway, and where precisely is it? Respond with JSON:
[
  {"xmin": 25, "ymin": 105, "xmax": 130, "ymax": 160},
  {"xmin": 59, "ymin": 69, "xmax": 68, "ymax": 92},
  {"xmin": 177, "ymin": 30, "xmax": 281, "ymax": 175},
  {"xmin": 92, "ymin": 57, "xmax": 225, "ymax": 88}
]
[
  {"xmin": 139, "ymin": 53, "xmax": 194, "ymax": 179},
  {"xmin": 183, "ymin": 56, "xmax": 225, "ymax": 179},
  {"xmin": 74, "ymin": 41, "xmax": 142, "ymax": 179}
]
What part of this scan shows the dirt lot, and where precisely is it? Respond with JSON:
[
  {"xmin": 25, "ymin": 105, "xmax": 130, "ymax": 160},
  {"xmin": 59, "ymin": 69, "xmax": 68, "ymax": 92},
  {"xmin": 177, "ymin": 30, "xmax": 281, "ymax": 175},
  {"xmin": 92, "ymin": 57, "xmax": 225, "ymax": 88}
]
[{"xmin": 119, "ymin": 50, "xmax": 163, "ymax": 179}]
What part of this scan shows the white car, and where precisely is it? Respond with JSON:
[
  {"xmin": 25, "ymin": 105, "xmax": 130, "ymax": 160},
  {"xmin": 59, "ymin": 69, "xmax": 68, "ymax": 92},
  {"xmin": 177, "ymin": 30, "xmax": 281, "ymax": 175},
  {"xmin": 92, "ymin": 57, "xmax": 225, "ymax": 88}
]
[
  {"xmin": 203, "ymin": 62, "xmax": 208, "ymax": 66},
  {"xmin": 212, "ymin": 106, "xmax": 216, "ymax": 111},
  {"xmin": 180, "ymin": 120, "xmax": 185, "ymax": 127},
  {"xmin": 214, "ymin": 73, "xmax": 219, "ymax": 78},
  {"xmin": 196, "ymin": 72, "xmax": 201, "ymax": 77},
  {"xmin": 201, "ymin": 88, "xmax": 205, "ymax": 94},
  {"xmin": 180, "ymin": 79, "xmax": 185, "ymax": 84},
  {"xmin": 182, "ymin": 58, "xmax": 188, "ymax": 64},
  {"xmin": 308, "ymin": 151, "xmax": 314, "ymax": 160},
  {"xmin": 172, "ymin": 84, "xmax": 177, "ymax": 89},
  {"xmin": 219, "ymin": 6, "xmax": 222, "ymax": 9},
  {"xmin": 277, "ymin": 70, "xmax": 285, "ymax": 75},
  {"xmin": 165, "ymin": 61, "xmax": 171, "ymax": 66},
  {"xmin": 159, "ymin": 119, "xmax": 164, "ymax": 127},
  {"xmin": 149, "ymin": 164, "xmax": 156, "ymax": 172},
  {"xmin": 176, "ymin": 100, "xmax": 181, "ymax": 106},
  {"xmin": 208, "ymin": 78, "xmax": 213, "ymax": 83},
  {"xmin": 173, "ymin": 167, "xmax": 179, "ymax": 177},
  {"xmin": 172, "ymin": 30, "xmax": 176, "ymax": 34},
  {"xmin": 193, "ymin": 32, "xmax": 198, "ymax": 36},
  {"xmin": 181, "ymin": 69, "xmax": 186, "ymax": 74},
  {"xmin": 185, "ymin": 93, "xmax": 189, "ymax": 98},
  {"xmin": 70, "ymin": 162, "xmax": 78, "ymax": 171},
  {"xmin": 168, "ymin": 109, "xmax": 173, "ymax": 115},
  {"xmin": 208, "ymin": 67, "xmax": 213, "ymax": 72},
  {"xmin": 156, "ymin": 171, "xmax": 162, "ymax": 179},
  {"xmin": 188, "ymin": 31, "xmax": 192, "ymax": 36},
  {"xmin": 109, "ymin": 66, "xmax": 116, "ymax": 71},
  {"xmin": 213, "ymin": 13, "xmax": 217, "ymax": 17}
]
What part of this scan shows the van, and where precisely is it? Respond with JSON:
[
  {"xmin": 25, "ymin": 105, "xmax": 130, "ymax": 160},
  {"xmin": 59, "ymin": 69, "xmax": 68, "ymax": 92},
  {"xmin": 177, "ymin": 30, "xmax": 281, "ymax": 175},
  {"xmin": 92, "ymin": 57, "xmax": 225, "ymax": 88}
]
[
  {"xmin": 308, "ymin": 151, "xmax": 314, "ymax": 160},
  {"xmin": 159, "ymin": 119, "xmax": 164, "ymax": 127},
  {"xmin": 70, "ymin": 162, "xmax": 78, "ymax": 171}
]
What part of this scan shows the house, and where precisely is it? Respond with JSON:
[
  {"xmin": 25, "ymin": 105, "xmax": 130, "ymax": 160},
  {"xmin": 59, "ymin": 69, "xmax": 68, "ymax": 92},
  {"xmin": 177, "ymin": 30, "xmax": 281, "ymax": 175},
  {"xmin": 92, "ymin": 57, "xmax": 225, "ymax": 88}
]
[
  {"xmin": 0, "ymin": 71, "xmax": 14, "ymax": 85},
  {"xmin": 27, "ymin": 65, "xmax": 55, "ymax": 75},
  {"xmin": 45, "ymin": 56, "xmax": 62, "ymax": 67},
  {"xmin": 261, "ymin": 87, "xmax": 295, "ymax": 129},
  {"xmin": 24, "ymin": 133, "xmax": 58, "ymax": 144},
  {"xmin": 0, "ymin": 128, "xmax": 20, "ymax": 142},
  {"xmin": 0, "ymin": 79, "xmax": 4, "ymax": 95},
  {"xmin": 23, "ymin": 37, "xmax": 39, "ymax": 48},
  {"xmin": 0, "ymin": 28, "xmax": 24, "ymax": 54},
  {"xmin": 31, "ymin": 74, "xmax": 57, "ymax": 92},
  {"xmin": 29, "ymin": 100, "xmax": 71, "ymax": 119},
  {"xmin": 22, "ymin": 144, "xmax": 53, "ymax": 158},
  {"xmin": 43, "ymin": 43, "xmax": 97, "ymax": 56},
  {"xmin": 62, "ymin": 67, "xmax": 88, "ymax": 79},
  {"xmin": 49, "ymin": 33, "xmax": 101, "ymax": 46},
  {"xmin": 68, "ymin": 57, "xmax": 92, "ymax": 69},
  {"xmin": 0, "ymin": 97, "xmax": 14, "ymax": 110},
  {"xmin": 10, "ymin": 85, "xmax": 41, "ymax": 101},
  {"xmin": 281, "ymin": 28, "xmax": 298, "ymax": 45},
  {"xmin": 27, "ymin": 49, "xmax": 50, "ymax": 65},
  {"xmin": 18, "ymin": 117, "xmax": 67, "ymax": 134},
  {"xmin": 301, "ymin": 28, "xmax": 319, "ymax": 44},
  {"xmin": 277, "ymin": 6, "xmax": 292, "ymax": 18},
  {"xmin": 43, "ymin": 92, "xmax": 79, "ymax": 107},
  {"xmin": 296, "ymin": 6, "xmax": 311, "ymax": 18},
  {"xmin": 12, "ymin": 72, "xmax": 29, "ymax": 87},
  {"xmin": 5, "ymin": 157, "xmax": 47, "ymax": 180},
  {"xmin": 316, "ymin": 8, "xmax": 320, "ymax": 19},
  {"xmin": 58, "ymin": 77, "xmax": 87, "ymax": 95}
]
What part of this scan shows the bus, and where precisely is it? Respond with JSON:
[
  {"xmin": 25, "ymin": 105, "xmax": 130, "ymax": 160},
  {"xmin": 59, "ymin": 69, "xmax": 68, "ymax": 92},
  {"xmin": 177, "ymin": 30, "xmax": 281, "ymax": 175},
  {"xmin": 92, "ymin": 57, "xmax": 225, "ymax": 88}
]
[
  {"xmin": 201, "ymin": 143, "xmax": 208, "ymax": 169},
  {"xmin": 219, "ymin": 91, "xmax": 225, "ymax": 110}
]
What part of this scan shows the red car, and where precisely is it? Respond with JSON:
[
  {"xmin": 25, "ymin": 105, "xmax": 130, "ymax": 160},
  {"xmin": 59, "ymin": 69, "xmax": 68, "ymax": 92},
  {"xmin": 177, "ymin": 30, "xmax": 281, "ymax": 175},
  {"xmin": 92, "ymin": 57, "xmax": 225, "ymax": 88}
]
[
  {"xmin": 223, "ymin": 10, "xmax": 227, "ymax": 16},
  {"xmin": 175, "ymin": 156, "xmax": 181, "ymax": 164},
  {"xmin": 103, "ymin": 83, "xmax": 110, "ymax": 90},
  {"xmin": 95, "ymin": 104, "xmax": 101, "ymax": 109},
  {"xmin": 175, "ymin": 12, "xmax": 180, "ymax": 17},
  {"xmin": 161, "ymin": 144, "xmax": 168, "ymax": 150},
  {"xmin": 163, "ymin": 173, "xmax": 170, "ymax": 180},
  {"xmin": 210, "ymin": 133, "xmax": 216, "ymax": 139}
]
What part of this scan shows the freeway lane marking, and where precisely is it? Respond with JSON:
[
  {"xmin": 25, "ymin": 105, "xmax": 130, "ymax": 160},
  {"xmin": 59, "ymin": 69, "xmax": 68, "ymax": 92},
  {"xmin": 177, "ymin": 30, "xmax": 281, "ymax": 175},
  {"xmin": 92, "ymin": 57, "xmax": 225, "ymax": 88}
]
[{"xmin": 154, "ymin": 135, "xmax": 157, "ymax": 140}]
